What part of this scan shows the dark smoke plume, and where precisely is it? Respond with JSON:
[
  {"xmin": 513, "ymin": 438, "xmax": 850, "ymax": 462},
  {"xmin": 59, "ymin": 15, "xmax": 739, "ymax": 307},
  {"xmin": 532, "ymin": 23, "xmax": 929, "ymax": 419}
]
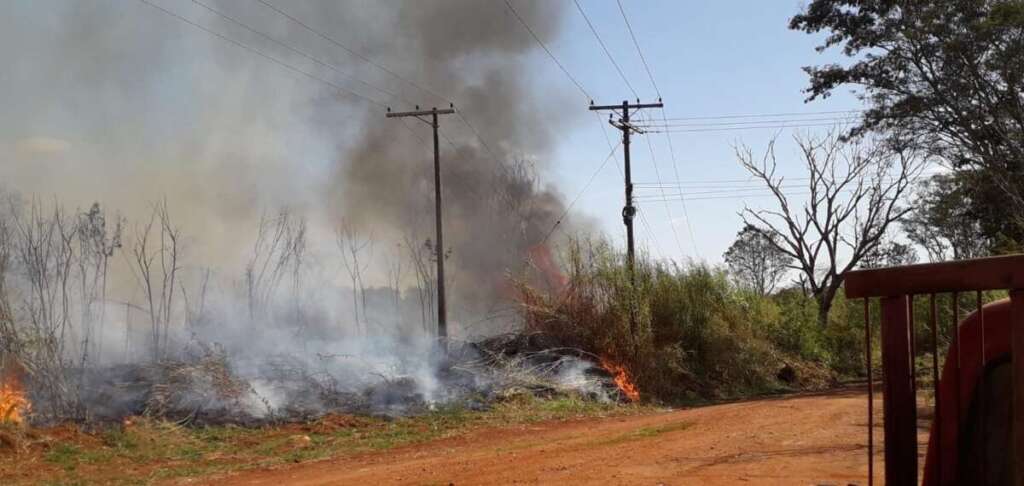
[{"xmin": 332, "ymin": 0, "xmax": 580, "ymax": 331}]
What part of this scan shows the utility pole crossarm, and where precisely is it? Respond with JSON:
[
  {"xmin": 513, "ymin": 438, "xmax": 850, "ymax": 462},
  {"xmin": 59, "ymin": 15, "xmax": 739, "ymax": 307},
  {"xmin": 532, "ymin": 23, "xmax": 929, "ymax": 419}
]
[
  {"xmin": 385, "ymin": 104, "xmax": 456, "ymax": 341},
  {"xmin": 589, "ymin": 102, "xmax": 663, "ymax": 111},
  {"xmin": 386, "ymin": 107, "xmax": 456, "ymax": 118}
]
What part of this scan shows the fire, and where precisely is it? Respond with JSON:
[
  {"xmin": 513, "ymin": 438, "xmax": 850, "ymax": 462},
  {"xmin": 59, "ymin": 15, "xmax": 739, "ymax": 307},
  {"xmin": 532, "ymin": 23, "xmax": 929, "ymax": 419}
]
[
  {"xmin": 0, "ymin": 369, "xmax": 29, "ymax": 424},
  {"xmin": 600, "ymin": 357, "xmax": 640, "ymax": 402}
]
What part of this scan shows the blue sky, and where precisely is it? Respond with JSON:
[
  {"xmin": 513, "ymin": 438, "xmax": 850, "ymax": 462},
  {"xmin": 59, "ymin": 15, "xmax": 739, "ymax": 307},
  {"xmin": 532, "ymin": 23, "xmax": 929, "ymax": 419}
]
[{"xmin": 542, "ymin": 1, "xmax": 861, "ymax": 263}]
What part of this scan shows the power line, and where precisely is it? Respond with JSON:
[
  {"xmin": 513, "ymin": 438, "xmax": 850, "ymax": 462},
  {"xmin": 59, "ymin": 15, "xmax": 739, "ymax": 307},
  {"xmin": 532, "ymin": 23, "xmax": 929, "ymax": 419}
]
[
  {"xmin": 611, "ymin": 1, "xmax": 698, "ymax": 258},
  {"xmin": 190, "ymin": 0, "xmax": 403, "ymax": 105},
  {"xmin": 654, "ymin": 116, "xmax": 700, "ymax": 258},
  {"xmin": 640, "ymin": 115, "xmax": 687, "ymax": 260},
  {"xmin": 635, "ymin": 186, "xmax": 808, "ymax": 197},
  {"xmin": 636, "ymin": 176, "xmax": 805, "ymax": 185},
  {"xmin": 635, "ymin": 206, "xmax": 666, "ymax": 260},
  {"xmin": 615, "ymin": 0, "xmax": 659, "ymax": 98},
  {"xmin": 638, "ymin": 192, "xmax": 808, "ymax": 202},
  {"xmin": 572, "ymin": 0, "xmax": 640, "ymax": 100},
  {"xmin": 256, "ymin": 0, "xmax": 451, "ymax": 106},
  {"xmin": 647, "ymin": 122, "xmax": 856, "ymax": 134},
  {"xmin": 142, "ymin": 0, "xmax": 445, "ymax": 151},
  {"xmin": 638, "ymin": 189, "xmax": 858, "ymax": 203},
  {"xmin": 541, "ymin": 141, "xmax": 622, "ymax": 245},
  {"xmin": 503, "ymin": 0, "xmax": 591, "ymax": 101},
  {"xmin": 636, "ymin": 184, "xmax": 778, "ymax": 190},
  {"xmin": 601, "ymin": 114, "xmax": 671, "ymax": 262},
  {"xmin": 136, "ymin": 0, "xmax": 385, "ymax": 108},
  {"xmin": 633, "ymin": 116, "xmax": 861, "ymax": 128},
  {"xmin": 455, "ymin": 111, "xmax": 502, "ymax": 168},
  {"xmin": 257, "ymin": 0, "xmax": 504, "ymax": 172},
  {"xmin": 634, "ymin": 173, "xmax": 905, "ymax": 188},
  {"xmin": 660, "ymin": 110, "xmax": 862, "ymax": 122}
]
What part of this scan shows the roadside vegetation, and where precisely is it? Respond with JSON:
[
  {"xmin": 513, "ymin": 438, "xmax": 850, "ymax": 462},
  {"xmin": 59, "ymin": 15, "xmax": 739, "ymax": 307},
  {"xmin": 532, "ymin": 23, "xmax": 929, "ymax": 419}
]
[
  {"xmin": 513, "ymin": 237, "xmax": 1011, "ymax": 405},
  {"xmin": 517, "ymin": 237, "xmax": 864, "ymax": 404}
]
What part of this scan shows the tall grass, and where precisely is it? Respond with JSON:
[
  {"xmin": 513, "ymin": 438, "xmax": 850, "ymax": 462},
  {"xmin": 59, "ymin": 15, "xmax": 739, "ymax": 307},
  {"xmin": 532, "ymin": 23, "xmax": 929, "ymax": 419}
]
[{"xmin": 516, "ymin": 237, "xmax": 862, "ymax": 402}]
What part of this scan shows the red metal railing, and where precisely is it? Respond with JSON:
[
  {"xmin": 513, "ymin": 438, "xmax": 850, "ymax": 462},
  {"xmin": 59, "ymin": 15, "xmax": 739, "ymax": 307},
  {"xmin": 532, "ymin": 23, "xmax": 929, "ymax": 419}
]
[{"xmin": 845, "ymin": 254, "xmax": 1024, "ymax": 485}]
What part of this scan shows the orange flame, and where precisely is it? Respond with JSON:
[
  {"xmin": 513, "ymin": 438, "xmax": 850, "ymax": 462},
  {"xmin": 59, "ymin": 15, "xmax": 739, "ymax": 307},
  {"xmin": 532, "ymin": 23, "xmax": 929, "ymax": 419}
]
[
  {"xmin": 0, "ymin": 368, "xmax": 29, "ymax": 424},
  {"xmin": 600, "ymin": 357, "xmax": 639, "ymax": 402}
]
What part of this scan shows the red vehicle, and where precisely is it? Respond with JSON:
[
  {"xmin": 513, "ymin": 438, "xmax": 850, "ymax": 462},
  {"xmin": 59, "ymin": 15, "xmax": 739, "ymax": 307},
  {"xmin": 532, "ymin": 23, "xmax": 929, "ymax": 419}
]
[{"xmin": 845, "ymin": 255, "xmax": 1024, "ymax": 485}]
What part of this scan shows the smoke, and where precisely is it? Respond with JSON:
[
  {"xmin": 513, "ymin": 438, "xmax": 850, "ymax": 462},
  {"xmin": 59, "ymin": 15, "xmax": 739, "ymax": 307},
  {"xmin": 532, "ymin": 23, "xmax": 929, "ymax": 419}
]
[
  {"xmin": 333, "ymin": 0, "xmax": 579, "ymax": 330},
  {"xmin": 0, "ymin": 1, "xmax": 598, "ymax": 421},
  {"xmin": 1, "ymin": 0, "xmax": 581, "ymax": 333}
]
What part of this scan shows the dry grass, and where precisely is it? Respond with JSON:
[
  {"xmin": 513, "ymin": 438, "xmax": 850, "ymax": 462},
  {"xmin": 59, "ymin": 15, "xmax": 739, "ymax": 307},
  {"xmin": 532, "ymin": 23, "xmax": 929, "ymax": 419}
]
[{"xmin": 0, "ymin": 395, "xmax": 657, "ymax": 485}]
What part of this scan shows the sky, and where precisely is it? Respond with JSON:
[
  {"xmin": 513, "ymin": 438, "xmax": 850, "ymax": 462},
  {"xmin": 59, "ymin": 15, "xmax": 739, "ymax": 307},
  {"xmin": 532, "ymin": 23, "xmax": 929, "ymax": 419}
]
[
  {"xmin": 0, "ymin": 0, "xmax": 864, "ymax": 272},
  {"xmin": 545, "ymin": 0, "xmax": 862, "ymax": 263}
]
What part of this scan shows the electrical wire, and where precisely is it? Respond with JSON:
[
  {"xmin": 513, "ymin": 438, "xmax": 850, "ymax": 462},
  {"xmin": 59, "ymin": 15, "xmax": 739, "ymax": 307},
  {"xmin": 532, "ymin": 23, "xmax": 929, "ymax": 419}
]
[
  {"xmin": 258, "ymin": 0, "xmax": 504, "ymax": 171},
  {"xmin": 615, "ymin": 0, "xmax": 659, "ymax": 98},
  {"xmin": 635, "ymin": 186, "xmax": 809, "ymax": 197},
  {"xmin": 638, "ymin": 192, "xmax": 811, "ymax": 202},
  {"xmin": 190, "ymin": 0, "xmax": 407, "ymax": 105},
  {"xmin": 136, "ymin": 0, "xmax": 385, "ymax": 108},
  {"xmin": 640, "ymin": 114, "xmax": 687, "ymax": 259},
  {"xmin": 572, "ymin": 0, "xmax": 639, "ymax": 100},
  {"xmin": 659, "ymin": 110, "xmax": 862, "ymax": 121},
  {"xmin": 638, "ymin": 188, "xmax": 858, "ymax": 203},
  {"xmin": 613, "ymin": 1, "xmax": 701, "ymax": 258},
  {"xmin": 636, "ymin": 205, "xmax": 666, "ymax": 260},
  {"xmin": 633, "ymin": 116, "xmax": 861, "ymax": 128},
  {"xmin": 256, "ymin": 0, "xmax": 452, "ymax": 106},
  {"xmin": 540, "ymin": 141, "xmax": 622, "ymax": 245},
  {"xmin": 503, "ymin": 0, "xmax": 591, "ymax": 101},
  {"xmin": 646, "ymin": 122, "xmax": 856, "ymax": 133}
]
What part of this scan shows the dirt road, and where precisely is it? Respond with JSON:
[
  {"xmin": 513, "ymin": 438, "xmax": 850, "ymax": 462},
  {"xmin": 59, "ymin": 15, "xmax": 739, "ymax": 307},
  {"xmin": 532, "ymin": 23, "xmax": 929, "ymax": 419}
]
[{"xmin": 219, "ymin": 387, "xmax": 894, "ymax": 485}]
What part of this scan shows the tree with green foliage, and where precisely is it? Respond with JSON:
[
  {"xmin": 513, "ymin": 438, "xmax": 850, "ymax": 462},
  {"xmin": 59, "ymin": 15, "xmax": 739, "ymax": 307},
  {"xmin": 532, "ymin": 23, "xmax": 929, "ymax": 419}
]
[
  {"xmin": 724, "ymin": 224, "xmax": 792, "ymax": 296},
  {"xmin": 903, "ymin": 173, "xmax": 991, "ymax": 261},
  {"xmin": 859, "ymin": 237, "xmax": 918, "ymax": 269},
  {"xmin": 791, "ymin": 0, "xmax": 1024, "ymax": 250}
]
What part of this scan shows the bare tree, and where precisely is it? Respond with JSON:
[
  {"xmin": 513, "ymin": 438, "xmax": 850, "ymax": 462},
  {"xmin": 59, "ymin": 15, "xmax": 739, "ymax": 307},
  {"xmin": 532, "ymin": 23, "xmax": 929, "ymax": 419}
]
[
  {"xmin": 128, "ymin": 201, "xmax": 181, "ymax": 360},
  {"xmin": 74, "ymin": 203, "xmax": 122, "ymax": 366},
  {"xmin": 723, "ymin": 224, "xmax": 792, "ymax": 296},
  {"xmin": 384, "ymin": 241, "xmax": 404, "ymax": 325},
  {"xmin": 403, "ymin": 234, "xmax": 436, "ymax": 335},
  {"xmin": 738, "ymin": 130, "xmax": 923, "ymax": 327},
  {"xmin": 337, "ymin": 220, "xmax": 372, "ymax": 334},
  {"xmin": 0, "ymin": 200, "xmax": 15, "ymax": 357},
  {"xmin": 244, "ymin": 208, "xmax": 306, "ymax": 323},
  {"xmin": 1, "ymin": 197, "xmax": 80, "ymax": 418},
  {"xmin": 180, "ymin": 267, "xmax": 211, "ymax": 334}
]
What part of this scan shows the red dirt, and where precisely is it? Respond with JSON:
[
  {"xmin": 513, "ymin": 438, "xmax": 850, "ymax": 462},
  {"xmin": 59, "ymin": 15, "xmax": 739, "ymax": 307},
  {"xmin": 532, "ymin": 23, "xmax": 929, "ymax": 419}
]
[{"xmin": 217, "ymin": 387, "xmax": 918, "ymax": 485}]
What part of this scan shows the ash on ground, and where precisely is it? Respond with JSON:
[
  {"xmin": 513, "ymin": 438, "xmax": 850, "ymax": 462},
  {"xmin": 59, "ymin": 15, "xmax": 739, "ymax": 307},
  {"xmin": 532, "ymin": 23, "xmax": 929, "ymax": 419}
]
[{"xmin": 47, "ymin": 333, "xmax": 625, "ymax": 426}]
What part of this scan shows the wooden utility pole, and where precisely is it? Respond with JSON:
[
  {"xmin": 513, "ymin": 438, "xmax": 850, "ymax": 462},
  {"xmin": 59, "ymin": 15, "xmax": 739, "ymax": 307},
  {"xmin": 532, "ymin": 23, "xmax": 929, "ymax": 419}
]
[
  {"xmin": 589, "ymin": 99, "xmax": 663, "ymax": 281},
  {"xmin": 386, "ymin": 105, "xmax": 456, "ymax": 339}
]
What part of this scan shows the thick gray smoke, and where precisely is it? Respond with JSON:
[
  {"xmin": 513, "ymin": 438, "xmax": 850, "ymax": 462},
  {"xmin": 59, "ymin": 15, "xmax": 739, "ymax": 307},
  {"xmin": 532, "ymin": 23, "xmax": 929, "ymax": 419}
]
[
  {"xmin": 333, "ymin": 0, "xmax": 578, "ymax": 328},
  {"xmin": 0, "ymin": 1, "xmax": 598, "ymax": 422}
]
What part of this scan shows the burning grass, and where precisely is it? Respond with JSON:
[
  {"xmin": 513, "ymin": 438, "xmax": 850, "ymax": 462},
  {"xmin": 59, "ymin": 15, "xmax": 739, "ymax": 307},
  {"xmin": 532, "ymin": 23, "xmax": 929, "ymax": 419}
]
[
  {"xmin": 598, "ymin": 357, "xmax": 640, "ymax": 402},
  {"xmin": 0, "ymin": 394, "xmax": 656, "ymax": 485},
  {"xmin": 0, "ymin": 379, "xmax": 28, "ymax": 424}
]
